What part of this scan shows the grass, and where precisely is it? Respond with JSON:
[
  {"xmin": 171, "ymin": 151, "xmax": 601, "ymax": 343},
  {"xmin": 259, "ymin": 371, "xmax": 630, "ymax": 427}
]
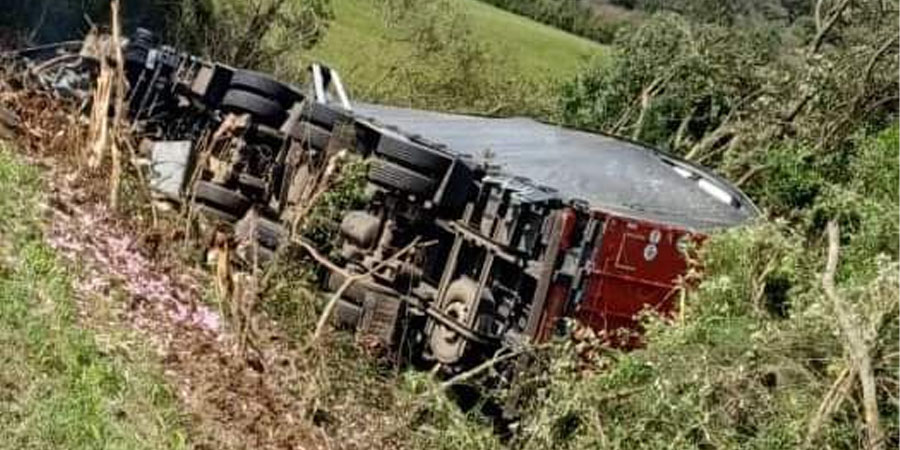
[
  {"xmin": 462, "ymin": 0, "xmax": 602, "ymax": 75},
  {"xmin": 303, "ymin": 0, "xmax": 605, "ymax": 99},
  {"xmin": 0, "ymin": 145, "xmax": 189, "ymax": 450}
]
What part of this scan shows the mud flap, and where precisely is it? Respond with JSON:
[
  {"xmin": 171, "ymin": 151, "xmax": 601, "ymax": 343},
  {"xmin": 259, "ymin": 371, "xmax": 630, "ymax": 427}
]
[{"xmin": 358, "ymin": 292, "xmax": 405, "ymax": 350}]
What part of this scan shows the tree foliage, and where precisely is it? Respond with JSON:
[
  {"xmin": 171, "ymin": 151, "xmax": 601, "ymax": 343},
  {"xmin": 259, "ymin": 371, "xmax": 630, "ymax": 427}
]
[{"xmin": 558, "ymin": 0, "xmax": 898, "ymax": 189}]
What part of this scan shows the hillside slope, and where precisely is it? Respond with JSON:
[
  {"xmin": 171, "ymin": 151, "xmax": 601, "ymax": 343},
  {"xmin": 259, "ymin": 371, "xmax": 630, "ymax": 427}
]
[{"xmin": 304, "ymin": 0, "xmax": 605, "ymax": 99}]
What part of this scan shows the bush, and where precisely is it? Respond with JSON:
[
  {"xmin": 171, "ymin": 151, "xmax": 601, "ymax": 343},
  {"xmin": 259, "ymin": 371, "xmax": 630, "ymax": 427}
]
[{"xmin": 557, "ymin": 13, "xmax": 782, "ymax": 151}]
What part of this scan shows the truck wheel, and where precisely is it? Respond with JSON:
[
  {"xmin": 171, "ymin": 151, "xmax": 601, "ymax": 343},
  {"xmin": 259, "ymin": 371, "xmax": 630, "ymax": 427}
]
[
  {"xmin": 124, "ymin": 47, "xmax": 148, "ymax": 66},
  {"xmin": 368, "ymin": 159, "xmax": 436, "ymax": 197},
  {"xmin": 194, "ymin": 203, "xmax": 239, "ymax": 224},
  {"xmin": 253, "ymin": 216, "xmax": 287, "ymax": 250},
  {"xmin": 376, "ymin": 134, "xmax": 451, "ymax": 176},
  {"xmin": 220, "ymin": 89, "xmax": 287, "ymax": 127},
  {"xmin": 236, "ymin": 174, "xmax": 267, "ymax": 199},
  {"xmin": 229, "ymin": 70, "xmax": 301, "ymax": 107},
  {"xmin": 300, "ymin": 101, "xmax": 352, "ymax": 130},
  {"xmin": 194, "ymin": 181, "xmax": 252, "ymax": 216},
  {"xmin": 286, "ymin": 120, "xmax": 332, "ymax": 150},
  {"xmin": 430, "ymin": 277, "xmax": 480, "ymax": 365}
]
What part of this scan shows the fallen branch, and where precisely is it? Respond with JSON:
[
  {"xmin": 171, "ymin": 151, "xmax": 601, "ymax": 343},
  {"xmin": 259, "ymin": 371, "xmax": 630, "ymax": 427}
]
[
  {"xmin": 296, "ymin": 237, "xmax": 434, "ymax": 343},
  {"xmin": 736, "ymin": 164, "xmax": 766, "ymax": 188},
  {"xmin": 684, "ymin": 123, "xmax": 735, "ymax": 161},
  {"xmin": 439, "ymin": 344, "xmax": 549, "ymax": 390},
  {"xmin": 631, "ymin": 75, "xmax": 669, "ymax": 140},
  {"xmin": 811, "ymin": 0, "xmax": 853, "ymax": 53},
  {"xmin": 823, "ymin": 220, "xmax": 883, "ymax": 450}
]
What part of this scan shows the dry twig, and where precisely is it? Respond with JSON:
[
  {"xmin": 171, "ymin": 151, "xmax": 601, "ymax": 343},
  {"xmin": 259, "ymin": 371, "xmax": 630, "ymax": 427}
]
[
  {"xmin": 805, "ymin": 365, "xmax": 857, "ymax": 448},
  {"xmin": 304, "ymin": 237, "xmax": 430, "ymax": 342}
]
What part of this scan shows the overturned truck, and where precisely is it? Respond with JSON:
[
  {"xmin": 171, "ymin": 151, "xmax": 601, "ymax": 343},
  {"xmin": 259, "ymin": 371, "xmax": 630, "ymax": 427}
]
[{"xmin": 7, "ymin": 31, "xmax": 758, "ymax": 371}]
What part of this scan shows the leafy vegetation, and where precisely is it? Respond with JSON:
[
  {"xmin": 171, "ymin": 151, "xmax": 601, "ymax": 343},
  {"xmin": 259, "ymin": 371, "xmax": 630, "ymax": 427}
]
[
  {"xmin": 0, "ymin": 146, "xmax": 189, "ymax": 450},
  {"xmin": 558, "ymin": 1, "xmax": 897, "ymax": 185}
]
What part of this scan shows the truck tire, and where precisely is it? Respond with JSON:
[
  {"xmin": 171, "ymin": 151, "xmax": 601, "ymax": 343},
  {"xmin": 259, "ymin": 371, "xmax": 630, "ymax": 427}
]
[
  {"xmin": 368, "ymin": 159, "xmax": 436, "ymax": 197},
  {"xmin": 286, "ymin": 120, "xmax": 332, "ymax": 150},
  {"xmin": 220, "ymin": 89, "xmax": 287, "ymax": 127},
  {"xmin": 194, "ymin": 181, "xmax": 252, "ymax": 216},
  {"xmin": 430, "ymin": 277, "xmax": 479, "ymax": 365},
  {"xmin": 131, "ymin": 28, "xmax": 158, "ymax": 47},
  {"xmin": 237, "ymin": 173, "xmax": 267, "ymax": 199},
  {"xmin": 254, "ymin": 216, "xmax": 287, "ymax": 250},
  {"xmin": 300, "ymin": 101, "xmax": 352, "ymax": 130},
  {"xmin": 229, "ymin": 70, "xmax": 301, "ymax": 107},
  {"xmin": 375, "ymin": 134, "xmax": 451, "ymax": 176},
  {"xmin": 194, "ymin": 203, "xmax": 239, "ymax": 224}
]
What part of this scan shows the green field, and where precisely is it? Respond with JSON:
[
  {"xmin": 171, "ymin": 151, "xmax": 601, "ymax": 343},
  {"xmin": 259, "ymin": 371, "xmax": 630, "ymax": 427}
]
[{"xmin": 304, "ymin": 0, "xmax": 605, "ymax": 98}]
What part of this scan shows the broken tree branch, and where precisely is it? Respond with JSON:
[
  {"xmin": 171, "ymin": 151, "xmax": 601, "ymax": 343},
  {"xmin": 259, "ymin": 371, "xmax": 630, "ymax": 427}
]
[
  {"xmin": 439, "ymin": 346, "xmax": 540, "ymax": 390},
  {"xmin": 811, "ymin": 0, "xmax": 853, "ymax": 54},
  {"xmin": 861, "ymin": 35, "xmax": 898, "ymax": 86},
  {"xmin": 736, "ymin": 164, "xmax": 766, "ymax": 188},
  {"xmin": 823, "ymin": 220, "xmax": 883, "ymax": 450},
  {"xmin": 298, "ymin": 237, "xmax": 433, "ymax": 343},
  {"xmin": 672, "ymin": 105, "xmax": 697, "ymax": 151},
  {"xmin": 631, "ymin": 75, "xmax": 669, "ymax": 140},
  {"xmin": 684, "ymin": 123, "xmax": 735, "ymax": 161}
]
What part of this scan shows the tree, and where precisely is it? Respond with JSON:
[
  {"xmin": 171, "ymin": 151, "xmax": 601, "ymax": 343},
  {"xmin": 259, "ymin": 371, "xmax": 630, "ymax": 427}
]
[{"xmin": 558, "ymin": 0, "xmax": 898, "ymax": 188}]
